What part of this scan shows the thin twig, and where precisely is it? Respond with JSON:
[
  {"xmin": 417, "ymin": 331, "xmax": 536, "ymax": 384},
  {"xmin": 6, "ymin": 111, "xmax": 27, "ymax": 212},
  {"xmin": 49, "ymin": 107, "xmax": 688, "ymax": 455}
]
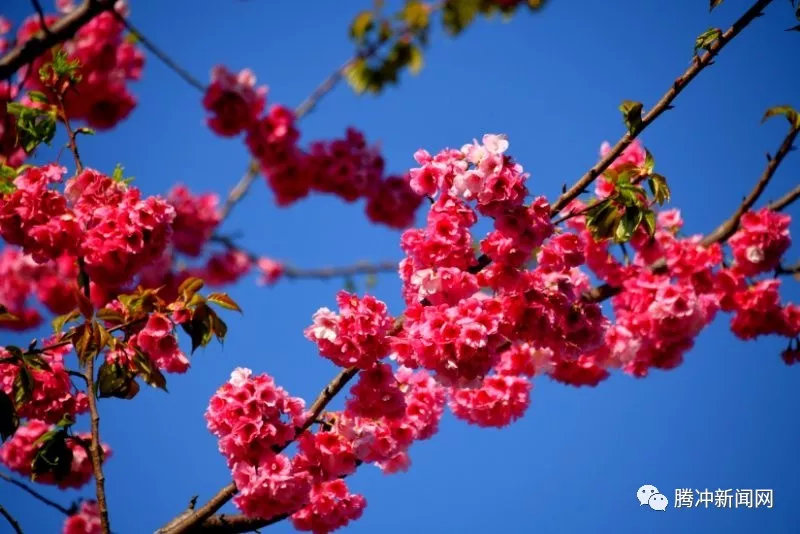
[
  {"xmin": 216, "ymin": 161, "xmax": 259, "ymax": 223},
  {"xmin": 30, "ymin": 0, "xmax": 52, "ymax": 36},
  {"xmin": 0, "ymin": 0, "xmax": 116, "ymax": 81},
  {"xmin": 110, "ymin": 11, "xmax": 206, "ymax": 92},
  {"xmin": 0, "ymin": 505, "xmax": 23, "ymax": 534},
  {"xmin": 55, "ymin": 92, "xmax": 83, "ymax": 173},
  {"xmin": 0, "ymin": 471, "xmax": 75, "ymax": 516},
  {"xmin": 584, "ymin": 121, "xmax": 799, "ymax": 303},
  {"xmin": 549, "ymin": 0, "xmax": 774, "ymax": 215},
  {"xmin": 702, "ymin": 124, "xmax": 798, "ymax": 245},
  {"xmin": 766, "ymin": 184, "xmax": 800, "ymax": 212},
  {"xmin": 776, "ymin": 261, "xmax": 800, "ymax": 276},
  {"xmin": 83, "ymin": 346, "xmax": 110, "ymax": 534},
  {"xmin": 218, "ymin": 3, "xmax": 444, "ymax": 223},
  {"xmin": 155, "ymin": 363, "xmax": 363, "ymax": 534},
  {"xmin": 210, "ymin": 235, "xmax": 397, "ymax": 280}
]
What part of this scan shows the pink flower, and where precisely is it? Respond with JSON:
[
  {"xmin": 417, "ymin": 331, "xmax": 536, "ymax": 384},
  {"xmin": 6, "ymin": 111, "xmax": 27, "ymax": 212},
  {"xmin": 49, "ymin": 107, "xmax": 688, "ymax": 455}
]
[
  {"xmin": 728, "ymin": 208, "xmax": 791, "ymax": 276},
  {"xmin": 0, "ymin": 420, "xmax": 111, "ymax": 489},
  {"xmin": 232, "ymin": 454, "xmax": 311, "ymax": 520},
  {"xmin": 291, "ymin": 479, "xmax": 366, "ymax": 534},
  {"xmin": 132, "ymin": 313, "xmax": 189, "ymax": 373},
  {"xmin": 294, "ymin": 431, "xmax": 358, "ymax": 482},
  {"xmin": 305, "ymin": 292, "xmax": 393, "ymax": 369},
  {"xmin": 256, "ymin": 257, "xmax": 285, "ymax": 285},
  {"xmin": 206, "ymin": 368, "xmax": 305, "ymax": 466},
  {"xmin": 345, "ymin": 363, "xmax": 406, "ymax": 419},
  {"xmin": 600, "ymin": 138, "xmax": 646, "ymax": 171},
  {"xmin": 167, "ymin": 185, "xmax": 221, "ymax": 256},
  {"xmin": 203, "ymin": 66, "xmax": 267, "ymax": 136},
  {"xmin": 449, "ymin": 374, "xmax": 532, "ymax": 427},
  {"xmin": 62, "ymin": 501, "xmax": 101, "ymax": 534}
]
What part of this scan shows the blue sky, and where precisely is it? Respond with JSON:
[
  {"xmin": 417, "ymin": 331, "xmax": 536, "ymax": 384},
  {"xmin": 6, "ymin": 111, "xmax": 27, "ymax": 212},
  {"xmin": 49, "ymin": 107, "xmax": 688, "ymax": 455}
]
[{"xmin": 2, "ymin": 1, "xmax": 800, "ymax": 533}]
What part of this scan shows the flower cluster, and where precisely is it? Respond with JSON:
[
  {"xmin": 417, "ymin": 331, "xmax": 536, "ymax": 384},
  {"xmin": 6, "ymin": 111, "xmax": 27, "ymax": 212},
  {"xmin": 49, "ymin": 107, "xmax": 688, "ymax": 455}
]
[
  {"xmin": 205, "ymin": 367, "xmax": 306, "ymax": 466},
  {"xmin": 0, "ymin": 247, "xmax": 76, "ymax": 330},
  {"xmin": 0, "ymin": 342, "xmax": 87, "ymax": 423},
  {"xmin": 129, "ymin": 313, "xmax": 189, "ymax": 373},
  {"xmin": 727, "ymin": 208, "xmax": 791, "ymax": 276},
  {"xmin": 290, "ymin": 480, "xmax": 366, "ymax": 534},
  {"xmin": 0, "ymin": 420, "xmax": 111, "ymax": 489},
  {"xmin": 0, "ymin": 81, "xmax": 25, "ymax": 166},
  {"xmin": 205, "ymin": 68, "xmax": 423, "ymax": 228},
  {"xmin": 203, "ymin": 66, "xmax": 267, "ymax": 137},
  {"xmin": 166, "ymin": 185, "xmax": 221, "ymax": 257},
  {"xmin": 0, "ymin": 166, "xmax": 175, "ymax": 289},
  {"xmin": 62, "ymin": 501, "xmax": 101, "ymax": 534},
  {"xmin": 304, "ymin": 291, "xmax": 393, "ymax": 369},
  {"xmin": 17, "ymin": 4, "xmax": 144, "ymax": 129}
]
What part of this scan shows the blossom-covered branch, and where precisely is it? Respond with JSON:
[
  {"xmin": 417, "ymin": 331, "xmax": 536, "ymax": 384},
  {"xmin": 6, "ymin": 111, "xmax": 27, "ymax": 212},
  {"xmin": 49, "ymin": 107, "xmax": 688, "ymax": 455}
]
[
  {"xmin": 0, "ymin": 0, "xmax": 115, "ymax": 80},
  {"xmin": 550, "ymin": 0, "xmax": 774, "ymax": 214},
  {"xmin": 703, "ymin": 118, "xmax": 799, "ymax": 245}
]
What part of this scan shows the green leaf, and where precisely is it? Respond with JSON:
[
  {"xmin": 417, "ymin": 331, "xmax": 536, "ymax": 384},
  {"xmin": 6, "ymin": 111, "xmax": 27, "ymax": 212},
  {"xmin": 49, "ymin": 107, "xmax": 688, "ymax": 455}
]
[
  {"xmin": 95, "ymin": 307, "xmax": 125, "ymax": 324},
  {"xmin": 644, "ymin": 149, "xmax": 655, "ymax": 174},
  {"xmin": 31, "ymin": 429, "xmax": 73, "ymax": 482},
  {"xmin": 761, "ymin": 105, "xmax": 800, "ymax": 129},
  {"xmin": 178, "ymin": 277, "xmax": 205, "ymax": 301},
  {"xmin": 648, "ymin": 173, "xmax": 671, "ymax": 204},
  {"xmin": 76, "ymin": 127, "xmax": 95, "ymax": 136},
  {"xmin": 442, "ymin": 0, "xmax": 480, "ymax": 35},
  {"xmin": 350, "ymin": 10, "xmax": 374, "ymax": 43},
  {"xmin": 401, "ymin": 1, "xmax": 430, "ymax": 31},
  {"xmin": 52, "ymin": 309, "xmax": 81, "ymax": 334},
  {"xmin": 585, "ymin": 199, "xmax": 620, "ymax": 241},
  {"xmin": 0, "ymin": 303, "xmax": 18, "ymax": 322},
  {"xmin": 6, "ymin": 102, "xmax": 57, "ymax": 153},
  {"xmin": 694, "ymin": 27, "xmax": 721, "ymax": 55},
  {"xmin": 12, "ymin": 366, "xmax": 33, "ymax": 408},
  {"xmin": 180, "ymin": 304, "xmax": 214, "ymax": 353},
  {"xmin": 39, "ymin": 48, "xmax": 81, "ymax": 84},
  {"xmin": 206, "ymin": 293, "xmax": 242, "ymax": 313},
  {"xmin": 619, "ymin": 100, "xmax": 643, "ymax": 134},
  {"xmin": 643, "ymin": 209, "xmax": 657, "ymax": 236},
  {"xmin": 0, "ymin": 164, "xmax": 17, "ymax": 194},
  {"xmin": 408, "ymin": 44, "xmax": 424, "ymax": 75},
  {"xmin": 72, "ymin": 321, "xmax": 110, "ymax": 366},
  {"xmin": 27, "ymin": 91, "xmax": 49, "ymax": 104},
  {"xmin": 210, "ymin": 313, "xmax": 228, "ymax": 343},
  {"xmin": 23, "ymin": 352, "xmax": 51, "ymax": 373},
  {"xmin": 0, "ymin": 392, "xmax": 19, "ymax": 442},
  {"xmin": 110, "ymin": 163, "xmax": 134, "ymax": 184},
  {"xmin": 96, "ymin": 361, "xmax": 140, "ymax": 399},
  {"xmin": 132, "ymin": 350, "xmax": 167, "ymax": 391},
  {"xmin": 614, "ymin": 208, "xmax": 643, "ymax": 243}
]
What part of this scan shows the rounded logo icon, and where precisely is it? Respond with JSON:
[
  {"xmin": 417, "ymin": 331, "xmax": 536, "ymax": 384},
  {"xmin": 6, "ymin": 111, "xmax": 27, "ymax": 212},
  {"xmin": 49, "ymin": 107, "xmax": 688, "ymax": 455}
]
[
  {"xmin": 637, "ymin": 484, "xmax": 659, "ymax": 506},
  {"xmin": 648, "ymin": 493, "xmax": 668, "ymax": 511}
]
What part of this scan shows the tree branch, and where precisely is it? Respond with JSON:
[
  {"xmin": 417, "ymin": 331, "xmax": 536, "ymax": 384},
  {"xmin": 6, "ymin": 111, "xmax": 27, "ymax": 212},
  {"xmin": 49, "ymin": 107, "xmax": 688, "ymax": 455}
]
[
  {"xmin": 155, "ymin": 365, "xmax": 362, "ymax": 534},
  {"xmin": 0, "ymin": 505, "xmax": 23, "ymax": 534},
  {"xmin": 766, "ymin": 183, "xmax": 800, "ymax": 212},
  {"xmin": 0, "ymin": 0, "xmax": 116, "ymax": 81},
  {"xmin": 0, "ymin": 471, "xmax": 75, "ymax": 516},
  {"xmin": 549, "ymin": 0, "xmax": 774, "ymax": 214},
  {"xmin": 702, "ymin": 124, "xmax": 798, "ymax": 245},
  {"xmin": 210, "ymin": 234, "xmax": 397, "ymax": 280},
  {"xmin": 584, "ymin": 119, "xmax": 798, "ymax": 304},
  {"xmin": 110, "ymin": 11, "xmax": 206, "ymax": 93}
]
